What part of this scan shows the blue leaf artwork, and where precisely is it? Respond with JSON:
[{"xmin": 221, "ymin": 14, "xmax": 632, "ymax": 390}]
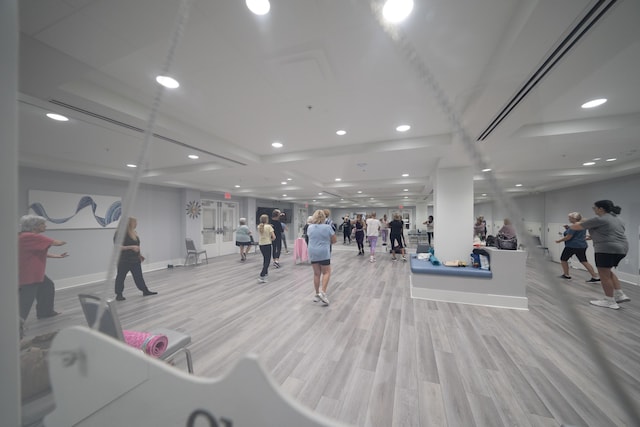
[{"xmin": 29, "ymin": 195, "xmax": 121, "ymax": 228}]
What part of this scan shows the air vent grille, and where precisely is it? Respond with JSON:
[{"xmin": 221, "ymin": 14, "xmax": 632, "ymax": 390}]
[
  {"xmin": 48, "ymin": 99, "xmax": 246, "ymax": 166},
  {"xmin": 476, "ymin": 0, "xmax": 617, "ymax": 141}
]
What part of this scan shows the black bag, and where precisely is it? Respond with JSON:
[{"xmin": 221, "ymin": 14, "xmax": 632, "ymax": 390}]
[
  {"xmin": 496, "ymin": 234, "xmax": 517, "ymax": 250},
  {"xmin": 485, "ymin": 235, "xmax": 496, "ymax": 247}
]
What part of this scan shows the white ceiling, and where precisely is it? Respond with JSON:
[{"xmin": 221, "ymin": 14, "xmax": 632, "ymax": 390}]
[{"xmin": 17, "ymin": 0, "xmax": 640, "ymax": 208}]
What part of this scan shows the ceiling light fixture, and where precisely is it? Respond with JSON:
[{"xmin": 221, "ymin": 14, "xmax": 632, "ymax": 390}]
[
  {"xmin": 382, "ymin": 0, "xmax": 414, "ymax": 23},
  {"xmin": 282, "ymin": 194, "xmax": 287, "ymax": 197},
  {"xmin": 335, "ymin": 178, "xmax": 342, "ymax": 182},
  {"xmin": 46, "ymin": 113, "xmax": 69, "ymax": 121},
  {"xmin": 188, "ymin": 154, "xmax": 199, "ymax": 160},
  {"xmin": 336, "ymin": 130, "xmax": 346, "ymax": 136},
  {"xmin": 396, "ymin": 124, "xmax": 411, "ymax": 132},
  {"xmin": 482, "ymin": 193, "xmax": 487, "ymax": 196},
  {"xmin": 357, "ymin": 190, "xmax": 362, "ymax": 194},
  {"xmin": 234, "ymin": 185, "xmax": 241, "ymax": 188},
  {"xmin": 287, "ymin": 178, "xmax": 292, "ymax": 181},
  {"xmin": 403, "ymin": 189, "xmax": 408, "ymax": 191},
  {"xmin": 402, "ymin": 173, "xmax": 409, "ymax": 177},
  {"xmin": 281, "ymin": 181, "xmax": 287, "ymax": 185},
  {"xmin": 482, "ymin": 168, "xmax": 492, "ymax": 172},
  {"xmin": 156, "ymin": 75, "xmax": 180, "ymax": 89},
  {"xmin": 126, "ymin": 164, "xmax": 137, "ymax": 168},
  {"xmin": 272, "ymin": 141, "xmax": 283, "ymax": 148},
  {"xmin": 515, "ymin": 184, "xmax": 523, "ymax": 187},
  {"xmin": 606, "ymin": 158, "xmax": 617, "ymax": 162},
  {"xmin": 318, "ymin": 192, "xmax": 323, "ymax": 195},
  {"xmin": 246, "ymin": 0, "xmax": 270, "ymax": 15},
  {"xmin": 581, "ymin": 98, "xmax": 607, "ymax": 109},
  {"xmin": 583, "ymin": 162, "xmax": 596, "ymax": 166}
]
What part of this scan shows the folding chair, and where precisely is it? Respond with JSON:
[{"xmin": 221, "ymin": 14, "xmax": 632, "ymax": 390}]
[
  {"xmin": 185, "ymin": 238, "xmax": 208, "ymax": 265},
  {"xmin": 78, "ymin": 294, "xmax": 194, "ymax": 373}
]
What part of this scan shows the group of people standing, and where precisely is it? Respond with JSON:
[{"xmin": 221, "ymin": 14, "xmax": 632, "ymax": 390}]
[
  {"xmin": 18, "ymin": 214, "xmax": 158, "ymax": 323},
  {"xmin": 559, "ymin": 200, "xmax": 630, "ymax": 310}
]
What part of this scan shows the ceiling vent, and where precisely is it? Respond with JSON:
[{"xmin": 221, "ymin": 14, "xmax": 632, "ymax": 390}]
[
  {"xmin": 48, "ymin": 99, "xmax": 247, "ymax": 166},
  {"xmin": 476, "ymin": 0, "xmax": 618, "ymax": 141}
]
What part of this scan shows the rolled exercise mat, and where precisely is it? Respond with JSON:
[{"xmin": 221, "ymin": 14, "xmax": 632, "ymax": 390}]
[{"xmin": 123, "ymin": 330, "xmax": 168, "ymax": 357}]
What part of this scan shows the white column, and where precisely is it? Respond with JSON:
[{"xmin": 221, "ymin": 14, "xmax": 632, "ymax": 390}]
[
  {"xmin": 0, "ymin": 1, "xmax": 21, "ymax": 425},
  {"xmin": 433, "ymin": 166, "xmax": 474, "ymax": 262}
]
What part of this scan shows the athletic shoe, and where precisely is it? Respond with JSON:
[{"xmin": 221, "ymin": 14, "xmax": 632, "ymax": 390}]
[
  {"xmin": 369, "ymin": 256, "xmax": 375, "ymax": 263},
  {"xmin": 313, "ymin": 294, "xmax": 320, "ymax": 302},
  {"xmin": 258, "ymin": 276, "xmax": 268, "ymax": 283},
  {"xmin": 274, "ymin": 261, "xmax": 280, "ymax": 268},
  {"xmin": 589, "ymin": 298, "xmax": 620, "ymax": 310},
  {"xmin": 402, "ymin": 256, "xmax": 407, "ymax": 262},
  {"xmin": 585, "ymin": 277, "xmax": 600, "ymax": 283},
  {"xmin": 142, "ymin": 291, "xmax": 158, "ymax": 296},
  {"xmin": 614, "ymin": 292, "xmax": 630, "ymax": 303},
  {"xmin": 391, "ymin": 257, "xmax": 397, "ymax": 261},
  {"xmin": 115, "ymin": 295, "xmax": 126, "ymax": 301},
  {"xmin": 37, "ymin": 311, "xmax": 61, "ymax": 319},
  {"xmin": 318, "ymin": 292, "xmax": 330, "ymax": 306},
  {"xmin": 560, "ymin": 275, "xmax": 572, "ymax": 280}
]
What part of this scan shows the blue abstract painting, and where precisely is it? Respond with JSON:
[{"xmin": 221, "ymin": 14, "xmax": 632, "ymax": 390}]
[{"xmin": 28, "ymin": 190, "xmax": 122, "ymax": 229}]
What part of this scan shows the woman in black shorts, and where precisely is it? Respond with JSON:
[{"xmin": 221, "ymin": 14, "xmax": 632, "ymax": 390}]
[
  {"xmin": 554, "ymin": 212, "xmax": 599, "ymax": 282},
  {"xmin": 570, "ymin": 200, "xmax": 629, "ymax": 310}
]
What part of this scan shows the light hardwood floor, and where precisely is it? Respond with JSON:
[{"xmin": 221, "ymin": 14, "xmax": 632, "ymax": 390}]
[{"xmin": 22, "ymin": 244, "xmax": 640, "ymax": 426}]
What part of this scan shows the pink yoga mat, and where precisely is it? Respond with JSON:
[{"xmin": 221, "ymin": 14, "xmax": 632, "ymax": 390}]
[{"xmin": 123, "ymin": 330, "xmax": 168, "ymax": 358}]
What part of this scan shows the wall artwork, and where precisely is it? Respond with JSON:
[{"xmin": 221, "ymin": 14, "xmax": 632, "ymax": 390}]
[{"xmin": 28, "ymin": 190, "xmax": 121, "ymax": 229}]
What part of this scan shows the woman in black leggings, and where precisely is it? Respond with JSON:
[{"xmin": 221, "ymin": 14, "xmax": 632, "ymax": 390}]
[
  {"xmin": 388, "ymin": 213, "xmax": 405, "ymax": 253},
  {"xmin": 354, "ymin": 214, "xmax": 365, "ymax": 255}
]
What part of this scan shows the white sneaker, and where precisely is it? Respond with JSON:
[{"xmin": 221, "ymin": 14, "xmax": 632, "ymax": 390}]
[
  {"xmin": 258, "ymin": 276, "xmax": 268, "ymax": 283},
  {"xmin": 369, "ymin": 256, "xmax": 375, "ymax": 263},
  {"xmin": 589, "ymin": 298, "xmax": 620, "ymax": 310},
  {"xmin": 313, "ymin": 293, "xmax": 320, "ymax": 302},
  {"xmin": 402, "ymin": 256, "xmax": 407, "ymax": 262},
  {"xmin": 614, "ymin": 292, "xmax": 630, "ymax": 303},
  {"xmin": 318, "ymin": 292, "xmax": 330, "ymax": 306}
]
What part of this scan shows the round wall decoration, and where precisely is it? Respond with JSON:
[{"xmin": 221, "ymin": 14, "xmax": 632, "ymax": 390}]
[{"xmin": 186, "ymin": 200, "xmax": 202, "ymax": 219}]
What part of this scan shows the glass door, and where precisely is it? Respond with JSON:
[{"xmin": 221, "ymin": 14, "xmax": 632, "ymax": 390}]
[{"xmin": 201, "ymin": 200, "xmax": 238, "ymax": 257}]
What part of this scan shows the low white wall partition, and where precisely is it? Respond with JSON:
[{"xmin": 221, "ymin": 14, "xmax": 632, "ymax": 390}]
[{"xmin": 410, "ymin": 247, "xmax": 528, "ymax": 310}]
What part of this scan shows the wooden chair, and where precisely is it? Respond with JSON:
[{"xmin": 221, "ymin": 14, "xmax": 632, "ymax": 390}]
[
  {"xmin": 185, "ymin": 238, "xmax": 208, "ymax": 265},
  {"xmin": 78, "ymin": 294, "xmax": 194, "ymax": 373}
]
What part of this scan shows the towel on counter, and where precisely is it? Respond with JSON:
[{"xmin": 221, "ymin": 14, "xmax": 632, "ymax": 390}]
[{"xmin": 123, "ymin": 330, "xmax": 168, "ymax": 358}]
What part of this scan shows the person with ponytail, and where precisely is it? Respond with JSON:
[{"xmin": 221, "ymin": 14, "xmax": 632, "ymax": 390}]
[
  {"xmin": 570, "ymin": 200, "xmax": 629, "ymax": 309},
  {"xmin": 257, "ymin": 214, "xmax": 275, "ymax": 283}
]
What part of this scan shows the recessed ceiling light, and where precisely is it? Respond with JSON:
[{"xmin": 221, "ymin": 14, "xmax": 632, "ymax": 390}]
[
  {"xmin": 404, "ymin": 196, "xmax": 408, "ymax": 199},
  {"xmin": 606, "ymin": 158, "xmax": 617, "ymax": 162},
  {"xmin": 592, "ymin": 158, "xmax": 601, "ymax": 161},
  {"xmin": 515, "ymin": 184, "xmax": 523, "ymax": 187},
  {"xmin": 357, "ymin": 190, "xmax": 362, "ymax": 194},
  {"xmin": 272, "ymin": 141, "xmax": 283, "ymax": 148},
  {"xmin": 287, "ymin": 178, "xmax": 292, "ymax": 181},
  {"xmin": 370, "ymin": 198, "xmax": 374, "ymax": 200},
  {"xmin": 482, "ymin": 168, "xmax": 492, "ymax": 172},
  {"xmin": 396, "ymin": 124, "xmax": 411, "ymax": 132},
  {"xmin": 382, "ymin": 0, "xmax": 414, "ymax": 23},
  {"xmin": 313, "ymin": 199, "xmax": 316, "ymax": 202},
  {"xmin": 482, "ymin": 193, "xmax": 487, "ymax": 196},
  {"xmin": 318, "ymin": 192, "xmax": 323, "ymax": 195},
  {"xmin": 188, "ymin": 154, "xmax": 199, "ymax": 160},
  {"xmin": 581, "ymin": 98, "xmax": 607, "ymax": 109},
  {"xmin": 126, "ymin": 164, "xmax": 137, "ymax": 168},
  {"xmin": 234, "ymin": 185, "xmax": 241, "ymax": 188},
  {"xmin": 336, "ymin": 130, "xmax": 346, "ymax": 136},
  {"xmin": 335, "ymin": 178, "xmax": 342, "ymax": 181},
  {"xmin": 155, "ymin": 75, "xmax": 179, "ymax": 89},
  {"xmin": 583, "ymin": 162, "xmax": 596, "ymax": 166},
  {"xmin": 281, "ymin": 181, "xmax": 287, "ymax": 185},
  {"xmin": 46, "ymin": 113, "xmax": 68, "ymax": 121},
  {"xmin": 402, "ymin": 173, "xmax": 409, "ymax": 177},
  {"xmin": 282, "ymin": 194, "xmax": 287, "ymax": 197},
  {"xmin": 403, "ymin": 189, "xmax": 408, "ymax": 192},
  {"xmin": 246, "ymin": 0, "xmax": 270, "ymax": 15}
]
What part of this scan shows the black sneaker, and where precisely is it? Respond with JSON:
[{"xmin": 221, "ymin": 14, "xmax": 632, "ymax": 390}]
[
  {"xmin": 142, "ymin": 291, "xmax": 158, "ymax": 296},
  {"xmin": 115, "ymin": 295, "xmax": 126, "ymax": 301},
  {"xmin": 586, "ymin": 278, "xmax": 600, "ymax": 283},
  {"xmin": 560, "ymin": 275, "xmax": 572, "ymax": 280}
]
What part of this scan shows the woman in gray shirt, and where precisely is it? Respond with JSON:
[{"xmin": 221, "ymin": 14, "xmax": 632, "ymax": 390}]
[{"xmin": 570, "ymin": 199, "xmax": 629, "ymax": 310}]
